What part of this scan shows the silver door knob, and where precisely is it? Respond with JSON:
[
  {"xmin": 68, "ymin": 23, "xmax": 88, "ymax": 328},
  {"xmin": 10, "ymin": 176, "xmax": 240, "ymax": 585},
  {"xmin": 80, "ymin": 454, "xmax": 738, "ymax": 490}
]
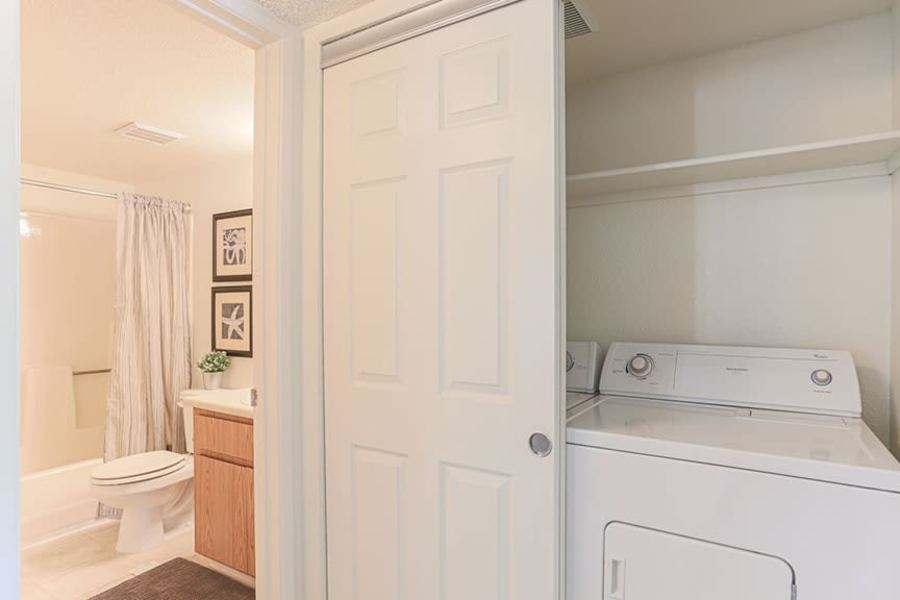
[{"xmin": 529, "ymin": 433, "xmax": 553, "ymax": 457}]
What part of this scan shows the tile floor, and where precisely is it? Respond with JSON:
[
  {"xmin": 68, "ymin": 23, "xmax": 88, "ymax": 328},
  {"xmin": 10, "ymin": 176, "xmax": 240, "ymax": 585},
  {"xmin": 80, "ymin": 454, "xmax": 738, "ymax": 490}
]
[{"xmin": 21, "ymin": 521, "xmax": 196, "ymax": 600}]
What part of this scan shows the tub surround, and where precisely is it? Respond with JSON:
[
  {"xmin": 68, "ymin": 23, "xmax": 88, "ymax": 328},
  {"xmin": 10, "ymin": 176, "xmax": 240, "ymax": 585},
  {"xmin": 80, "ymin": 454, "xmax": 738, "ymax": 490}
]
[{"xmin": 20, "ymin": 459, "xmax": 103, "ymax": 546}]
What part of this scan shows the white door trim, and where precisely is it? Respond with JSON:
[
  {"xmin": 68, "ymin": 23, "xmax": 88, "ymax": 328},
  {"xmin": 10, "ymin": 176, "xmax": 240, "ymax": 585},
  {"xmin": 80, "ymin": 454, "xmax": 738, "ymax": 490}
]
[
  {"xmin": 168, "ymin": 2, "xmax": 306, "ymax": 598},
  {"xmin": 1, "ymin": 1, "xmax": 21, "ymax": 597}
]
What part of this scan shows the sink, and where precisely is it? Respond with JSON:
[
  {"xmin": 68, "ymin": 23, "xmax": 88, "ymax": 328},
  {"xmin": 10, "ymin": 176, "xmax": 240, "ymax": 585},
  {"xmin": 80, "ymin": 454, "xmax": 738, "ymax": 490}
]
[{"xmin": 179, "ymin": 388, "xmax": 254, "ymax": 420}]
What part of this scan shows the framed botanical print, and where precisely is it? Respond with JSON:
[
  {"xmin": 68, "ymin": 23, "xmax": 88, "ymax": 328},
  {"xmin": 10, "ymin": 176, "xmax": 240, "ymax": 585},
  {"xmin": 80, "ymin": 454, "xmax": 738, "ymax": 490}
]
[
  {"xmin": 211, "ymin": 286, "xmax": 252, "ymax": 357},
  {"xmin": 213, "ymin": 209, "xmax": 252, "ymax": 282}
]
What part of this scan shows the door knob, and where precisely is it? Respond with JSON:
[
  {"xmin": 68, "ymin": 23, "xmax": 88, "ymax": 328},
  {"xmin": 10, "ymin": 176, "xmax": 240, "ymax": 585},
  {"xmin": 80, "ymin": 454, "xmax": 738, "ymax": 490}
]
[{"xmin": 529, "ymin": 433, "xmax": 553, "ymax": 457}]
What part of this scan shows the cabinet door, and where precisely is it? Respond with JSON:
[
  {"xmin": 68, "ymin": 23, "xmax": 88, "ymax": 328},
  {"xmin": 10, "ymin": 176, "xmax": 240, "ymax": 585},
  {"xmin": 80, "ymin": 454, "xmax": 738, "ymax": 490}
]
[{"xmin": 194, "ymin": 454, "xmax": 255, "ymax": 575}]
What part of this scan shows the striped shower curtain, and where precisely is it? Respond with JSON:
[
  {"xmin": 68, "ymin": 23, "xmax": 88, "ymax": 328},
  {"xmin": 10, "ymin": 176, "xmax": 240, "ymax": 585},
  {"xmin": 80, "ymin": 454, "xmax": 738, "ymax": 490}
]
[{"xmin": 104, "ymin": 193, "xmax": 191, "ymax": 463}]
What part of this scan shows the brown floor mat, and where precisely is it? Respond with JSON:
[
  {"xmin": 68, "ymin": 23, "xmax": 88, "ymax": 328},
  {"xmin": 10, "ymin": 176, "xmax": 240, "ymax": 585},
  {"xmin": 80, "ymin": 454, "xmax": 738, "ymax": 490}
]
[{"xmin": 89, "ymin": 557, "xmax": 253, "ymax": 600}]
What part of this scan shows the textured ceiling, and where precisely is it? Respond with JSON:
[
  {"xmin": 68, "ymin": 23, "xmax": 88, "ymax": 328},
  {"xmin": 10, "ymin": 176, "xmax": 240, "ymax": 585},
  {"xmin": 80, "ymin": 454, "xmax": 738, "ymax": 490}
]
[{"xmin": 251, "ymin": 0, "xmax": 376, "ymax": 27}]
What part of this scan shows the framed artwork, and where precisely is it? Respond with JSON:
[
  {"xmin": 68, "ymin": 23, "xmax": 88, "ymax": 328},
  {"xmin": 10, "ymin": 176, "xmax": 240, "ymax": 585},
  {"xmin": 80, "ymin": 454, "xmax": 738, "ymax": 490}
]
[
  {"xmin": 213, "ymin": 209, "xmax": 252, "ymax": 282},
  {"xmin": 211, "ymin": 286, "xmax": 252, "ymax": 357}
]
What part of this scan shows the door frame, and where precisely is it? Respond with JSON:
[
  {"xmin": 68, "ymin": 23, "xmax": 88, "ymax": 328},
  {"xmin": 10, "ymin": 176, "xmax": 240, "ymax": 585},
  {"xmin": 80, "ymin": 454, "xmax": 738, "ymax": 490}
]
[
  {"xmin": 1, "ymin": 1, "xmax": 20, "ymax": 597},
  {"xmin": 164, "ymin": 2, "xmax": 305, "ymax": 597},
  {"xmin": 301, "ymin": 1, "xmax": 567, "ymax": 599}
]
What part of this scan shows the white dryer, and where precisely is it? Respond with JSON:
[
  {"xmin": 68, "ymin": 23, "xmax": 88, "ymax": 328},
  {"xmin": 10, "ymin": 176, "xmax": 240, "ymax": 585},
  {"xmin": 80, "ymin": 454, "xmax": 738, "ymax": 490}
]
[{"xmin": 567, "ymin": 342, "xmax": 900, "ymax": 600}]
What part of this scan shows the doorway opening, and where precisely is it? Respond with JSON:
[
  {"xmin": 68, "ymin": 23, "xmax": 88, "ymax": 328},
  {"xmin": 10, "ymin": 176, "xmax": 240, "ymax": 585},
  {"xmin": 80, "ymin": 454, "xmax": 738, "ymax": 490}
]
[{"xmin": 17, "ymin": 1, "xmax": 266, "ymax": 598}]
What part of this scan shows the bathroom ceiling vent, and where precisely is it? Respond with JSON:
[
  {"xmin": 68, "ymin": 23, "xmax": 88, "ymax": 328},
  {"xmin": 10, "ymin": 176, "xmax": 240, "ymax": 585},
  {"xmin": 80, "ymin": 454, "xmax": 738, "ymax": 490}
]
[
  {"xmin": 115, "ymin": 122, "xmax": 184, "ymax": 146},
  {"xmin": 563, "ymin": 0, "xmax": 598, "ymax": 40}
]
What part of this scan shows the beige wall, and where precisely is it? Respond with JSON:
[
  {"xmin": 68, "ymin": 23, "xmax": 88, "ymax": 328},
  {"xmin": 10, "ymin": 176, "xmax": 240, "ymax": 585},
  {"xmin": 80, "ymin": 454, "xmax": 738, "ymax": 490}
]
[
  {"xmin": 19, "ymin": 165, "xmax": 130, "ymax": 473},
  {"xmin": 138, "ymin": 156, "xmax": 254, "ymax": 389},
  {"xmin": 21, "ymin": 164, "xmax": 122, "ymax": 219}
]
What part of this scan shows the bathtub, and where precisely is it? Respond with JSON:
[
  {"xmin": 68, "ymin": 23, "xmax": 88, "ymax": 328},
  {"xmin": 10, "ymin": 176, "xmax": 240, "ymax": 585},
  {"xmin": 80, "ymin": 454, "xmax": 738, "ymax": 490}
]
[{"xmin": 20, "ymin": 458, "xmax": 103, "ymax": 546}]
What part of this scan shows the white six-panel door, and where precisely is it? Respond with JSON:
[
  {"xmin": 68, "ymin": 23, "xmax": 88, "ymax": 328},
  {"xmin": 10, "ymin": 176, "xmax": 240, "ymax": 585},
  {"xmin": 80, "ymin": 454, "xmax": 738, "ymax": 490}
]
[{"xmin": 323, "ymin": 1, "xmax": 563, "ymax": 598}]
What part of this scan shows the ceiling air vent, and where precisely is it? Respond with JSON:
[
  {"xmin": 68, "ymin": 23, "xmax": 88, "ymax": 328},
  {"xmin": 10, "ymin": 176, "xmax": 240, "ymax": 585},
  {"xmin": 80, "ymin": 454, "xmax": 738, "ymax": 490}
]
[
  {"xmin": 563, "ymin": 0, "xmax": 598, "ymax": 40},
  {"xmin": 115, "ymin": 122, "xmax": 184, "ymax": 146}
]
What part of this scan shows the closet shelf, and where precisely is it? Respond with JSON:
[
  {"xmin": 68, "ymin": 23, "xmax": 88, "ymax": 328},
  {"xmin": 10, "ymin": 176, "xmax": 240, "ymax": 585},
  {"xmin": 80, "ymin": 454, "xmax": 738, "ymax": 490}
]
[{"xmin": 567, "ymin": 131, "xmax": 900, "ymax": 199}]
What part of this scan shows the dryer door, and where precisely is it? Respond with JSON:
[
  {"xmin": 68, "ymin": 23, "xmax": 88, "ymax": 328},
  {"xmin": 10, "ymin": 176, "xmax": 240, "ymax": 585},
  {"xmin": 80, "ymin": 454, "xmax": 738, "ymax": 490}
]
[{"xmin": 604, "ymin": 523, "xmax": 794, "ymax": 600}]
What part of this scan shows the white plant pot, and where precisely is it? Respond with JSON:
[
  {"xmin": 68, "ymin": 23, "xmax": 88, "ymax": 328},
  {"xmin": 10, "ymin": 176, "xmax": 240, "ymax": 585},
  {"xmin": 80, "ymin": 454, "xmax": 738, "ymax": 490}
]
[{"xmin": 202, "ymin": 372, "xmax": 223, "ymax": 390}]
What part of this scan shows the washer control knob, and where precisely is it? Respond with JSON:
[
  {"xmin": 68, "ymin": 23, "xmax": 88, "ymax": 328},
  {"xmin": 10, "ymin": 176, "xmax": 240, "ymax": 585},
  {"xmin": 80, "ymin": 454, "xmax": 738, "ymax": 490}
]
[
  {"xmin": 627, "ymin": 353, "xmax": 654, "ymax": 378},
  {"xmin": 811, "ymin": 369, "xmax": 833, "ymax": 386}
]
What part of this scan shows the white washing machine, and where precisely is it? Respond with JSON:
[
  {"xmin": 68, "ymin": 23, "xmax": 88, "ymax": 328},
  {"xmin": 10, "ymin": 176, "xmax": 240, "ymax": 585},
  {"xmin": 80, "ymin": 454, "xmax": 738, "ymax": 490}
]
[{"xmin": 567, "ymin": 342, "xmax": 900, "ymax": 600}]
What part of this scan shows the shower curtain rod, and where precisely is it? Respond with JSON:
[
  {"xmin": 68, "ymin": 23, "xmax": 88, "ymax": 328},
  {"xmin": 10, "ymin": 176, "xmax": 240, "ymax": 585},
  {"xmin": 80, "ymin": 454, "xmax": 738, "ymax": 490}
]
[
  {"xmin": 20, "ymin": 178, "xmax": 192, "ymax": 211},
  {"xmin": 21, "ymin": 177, "xmax": 118, "ymax": 199}
]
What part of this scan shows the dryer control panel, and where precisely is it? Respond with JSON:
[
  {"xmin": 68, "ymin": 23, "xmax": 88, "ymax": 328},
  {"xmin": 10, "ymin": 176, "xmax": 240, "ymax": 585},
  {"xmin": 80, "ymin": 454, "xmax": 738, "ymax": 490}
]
[{"xmin": 599, "ymin": 342, "xmax": 861, "ymax": 418}]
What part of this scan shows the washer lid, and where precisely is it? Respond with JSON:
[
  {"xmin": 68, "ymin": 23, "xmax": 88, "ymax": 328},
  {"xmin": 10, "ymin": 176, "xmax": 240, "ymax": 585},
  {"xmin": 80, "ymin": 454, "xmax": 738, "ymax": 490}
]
[
  {"xmin": 567, "ymin": 396, "xmax": 900, "ymax": 492},
  {"xmin": 91, "ymin": 451, "xmax": 186, "ymax": 482}
]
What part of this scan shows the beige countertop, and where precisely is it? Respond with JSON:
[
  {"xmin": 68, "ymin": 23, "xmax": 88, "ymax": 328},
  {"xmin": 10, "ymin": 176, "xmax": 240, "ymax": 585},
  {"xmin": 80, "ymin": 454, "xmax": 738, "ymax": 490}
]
[{"xmin": 179, "ymin": 388, "xmax": 254, "ymax": 420}]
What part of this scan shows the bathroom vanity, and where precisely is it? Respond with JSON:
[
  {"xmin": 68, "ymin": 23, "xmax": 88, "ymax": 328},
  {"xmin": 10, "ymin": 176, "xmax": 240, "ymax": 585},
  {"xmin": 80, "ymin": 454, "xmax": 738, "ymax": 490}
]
[
  {"xmin": 181, "ymin": 389, "xmax": 255, "ymax": 578},
  {"xmin": 194, "ymin": 408, "xmax": 255, "ymax": 576}
]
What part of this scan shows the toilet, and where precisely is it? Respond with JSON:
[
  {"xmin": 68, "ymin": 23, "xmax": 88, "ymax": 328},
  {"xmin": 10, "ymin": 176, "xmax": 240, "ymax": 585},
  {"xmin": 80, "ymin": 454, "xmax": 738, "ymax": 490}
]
[{"xmin": 90, "ymin": 402, "xmax": 195, "ymax": 553}]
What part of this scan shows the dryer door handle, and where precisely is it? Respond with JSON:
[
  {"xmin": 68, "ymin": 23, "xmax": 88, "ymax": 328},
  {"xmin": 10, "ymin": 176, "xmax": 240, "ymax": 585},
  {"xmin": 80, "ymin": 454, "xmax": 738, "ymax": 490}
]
[{"xmin": 607, "ymin": 557, "xmax": 626, "ymax": 599}]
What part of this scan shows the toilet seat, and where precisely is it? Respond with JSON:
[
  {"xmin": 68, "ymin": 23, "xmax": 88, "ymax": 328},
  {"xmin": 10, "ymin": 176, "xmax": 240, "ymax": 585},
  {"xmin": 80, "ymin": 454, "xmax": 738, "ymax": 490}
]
[{"xmin": 91, "ymin": 451, "xmax": 186, "ymax": 486}]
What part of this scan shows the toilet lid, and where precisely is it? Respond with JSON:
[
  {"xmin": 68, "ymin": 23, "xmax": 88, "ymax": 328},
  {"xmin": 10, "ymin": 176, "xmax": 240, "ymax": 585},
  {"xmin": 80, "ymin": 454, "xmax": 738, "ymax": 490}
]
[{"xmin": 91, "ymin": 451, "xmax": 186, "ymax": 485}]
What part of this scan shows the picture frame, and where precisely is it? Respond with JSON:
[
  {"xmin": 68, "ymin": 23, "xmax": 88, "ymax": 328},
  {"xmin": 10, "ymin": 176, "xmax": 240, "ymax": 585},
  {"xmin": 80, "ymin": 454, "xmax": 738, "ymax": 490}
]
[
  {"xmin": 211, "ymin": 286, "xmax": 252, "ymax": 357},
  {"xmin": 212, "ymin": 209, "xmax": 252, "ymax": 282}
]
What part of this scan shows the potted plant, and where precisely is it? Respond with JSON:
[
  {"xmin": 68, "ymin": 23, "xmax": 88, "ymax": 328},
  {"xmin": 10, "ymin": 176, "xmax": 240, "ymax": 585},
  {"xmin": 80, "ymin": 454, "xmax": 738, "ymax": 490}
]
[{"xmin": 197, "ymin": 350, "xmax": 230, "ymax": 390}]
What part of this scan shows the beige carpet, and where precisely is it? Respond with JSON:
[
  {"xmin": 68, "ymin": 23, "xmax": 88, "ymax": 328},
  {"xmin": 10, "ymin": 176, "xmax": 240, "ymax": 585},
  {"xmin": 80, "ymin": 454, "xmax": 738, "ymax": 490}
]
[{"xmin": 89, "ymin": 558, "xmax": 253, "ymax": 599}]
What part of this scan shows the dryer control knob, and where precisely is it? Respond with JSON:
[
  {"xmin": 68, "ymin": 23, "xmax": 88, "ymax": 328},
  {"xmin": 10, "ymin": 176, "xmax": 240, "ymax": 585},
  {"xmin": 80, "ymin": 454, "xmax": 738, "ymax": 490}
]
[
  {"xmin": 627, "ymin": 354, "xmax": 654, "ymax": 378},
  {"xmin": 811, "ymin": 369, "xmax": 833, "ymax": 386}
]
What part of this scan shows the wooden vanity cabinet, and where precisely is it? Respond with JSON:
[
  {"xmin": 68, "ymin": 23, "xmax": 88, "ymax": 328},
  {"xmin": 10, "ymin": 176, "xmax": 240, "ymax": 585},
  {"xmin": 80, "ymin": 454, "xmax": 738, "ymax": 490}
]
[{"xmin": 193, "ymin": 408, "xmax": 255, "ymax": 576}]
